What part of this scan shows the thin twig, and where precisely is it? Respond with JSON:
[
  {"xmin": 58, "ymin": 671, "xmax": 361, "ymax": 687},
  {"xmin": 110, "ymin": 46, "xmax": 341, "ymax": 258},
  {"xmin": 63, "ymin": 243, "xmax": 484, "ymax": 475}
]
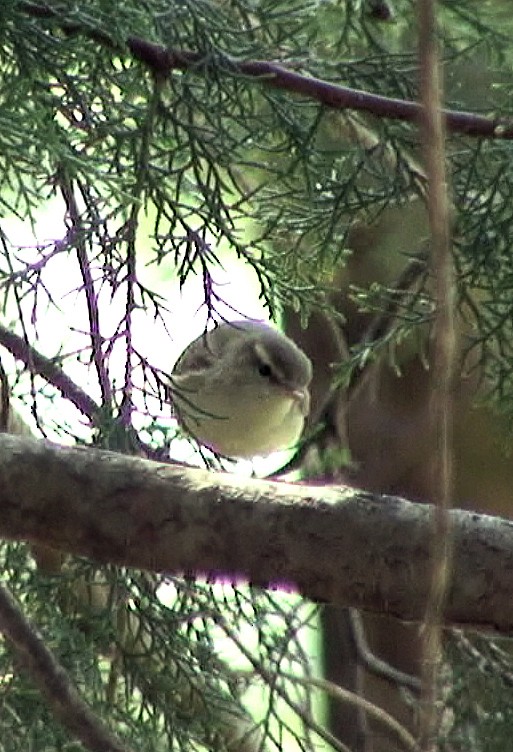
[
  {"xmin": 119, "ymin": 84, "xmax": 159, "ymax": 427},
  {"xmin": 278, "ymin": 669, "xmax": 419, "ymax": 752},
  {"xmin": 58, "ymin": 172, "xmax": 112, "ymax": 407},
  {"xmin": 0, "ymin": 235, "xmax": 46, "ymax": 433},
  {"xmin": 451, "ymin": 631, "xmax": 513, "ymax": 689},
  {"xmin": 222, "ymin": 603, "xmax": 417, "ymax": 752},
  {"xmin": 212, "ymin": 612, "xmax": 353, "ymax": 752},
  {"xmin": 0, "ymin": 359, "xmax": 10, "ymax": 430}
]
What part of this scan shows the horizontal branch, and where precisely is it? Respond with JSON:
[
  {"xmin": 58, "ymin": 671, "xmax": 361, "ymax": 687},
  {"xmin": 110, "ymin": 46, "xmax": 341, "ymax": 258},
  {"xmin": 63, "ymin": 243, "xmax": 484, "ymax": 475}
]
[
  {"xmin": 1, "ymin": 433, "xmax": 513, "ymax": 632},
  {"xmin": 20, "ymin": 2, "xmax": 513, "ymax": 139},
  {"xmin": 131, "ymin": 45, "xmax": 513, "ymax": 139}
]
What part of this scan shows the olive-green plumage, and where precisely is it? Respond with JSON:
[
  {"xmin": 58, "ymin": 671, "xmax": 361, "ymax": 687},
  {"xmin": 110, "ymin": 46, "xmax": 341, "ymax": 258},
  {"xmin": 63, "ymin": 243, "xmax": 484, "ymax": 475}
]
[{"xmin": 171, "ymin": 321, "xmax": 312, "ymax": 458}]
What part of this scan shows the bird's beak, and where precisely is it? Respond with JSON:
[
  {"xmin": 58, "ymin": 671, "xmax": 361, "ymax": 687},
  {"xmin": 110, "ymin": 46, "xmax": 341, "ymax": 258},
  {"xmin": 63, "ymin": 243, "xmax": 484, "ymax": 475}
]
[{"xmin": 291, "ymin": 387, "xmax": 310, "ymax": 417}]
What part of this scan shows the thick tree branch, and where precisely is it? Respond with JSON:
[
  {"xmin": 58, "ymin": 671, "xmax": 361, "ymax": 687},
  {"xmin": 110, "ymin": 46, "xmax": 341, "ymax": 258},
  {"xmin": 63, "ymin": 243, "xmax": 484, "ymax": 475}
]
[
  {"xmin": 1, "ymin": 433, "xmax": 513, "ymax": 632},
  {"xmin": 19, "ymin": 2, "xmax": 513, "ymax": 139}
]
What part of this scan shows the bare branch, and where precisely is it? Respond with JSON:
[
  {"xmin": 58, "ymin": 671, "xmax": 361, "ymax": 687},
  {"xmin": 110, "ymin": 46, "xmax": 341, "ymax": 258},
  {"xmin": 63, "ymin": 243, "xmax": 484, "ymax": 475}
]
[
  {"xmin": 1, "ymin": 433, "xmax": 513, "ymax": 632},
  {"xmin": 348, "ymin": 609, "xmax": 421, "ymax": 694},
  {"xmin": 58, "ymin": 172, "xmax": 113, "ymax": 407}
]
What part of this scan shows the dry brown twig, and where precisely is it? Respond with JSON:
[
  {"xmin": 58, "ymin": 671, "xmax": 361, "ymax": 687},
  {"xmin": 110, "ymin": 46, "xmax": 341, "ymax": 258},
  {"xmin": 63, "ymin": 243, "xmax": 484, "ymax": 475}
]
[{"xmin": 417, "ymin": 0, "xmax": 456, "ymax": 749}]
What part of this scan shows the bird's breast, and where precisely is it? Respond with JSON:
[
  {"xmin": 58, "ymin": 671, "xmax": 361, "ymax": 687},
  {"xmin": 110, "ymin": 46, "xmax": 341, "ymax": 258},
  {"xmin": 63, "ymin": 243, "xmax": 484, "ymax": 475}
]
[{"xmin": 174, "ymin": 384, "xmax": 306, "ymax": 458}]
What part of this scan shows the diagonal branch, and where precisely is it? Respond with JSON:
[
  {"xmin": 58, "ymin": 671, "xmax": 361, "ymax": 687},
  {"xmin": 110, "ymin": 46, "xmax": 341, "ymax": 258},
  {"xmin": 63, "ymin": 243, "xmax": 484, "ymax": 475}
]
[
  {"xmin": 0, "ymin": 581, "xmax": 135, "ymax": 752},
  {"xmin": 0, "ymin": 323, "xmax": 100, "ymax": 422}
]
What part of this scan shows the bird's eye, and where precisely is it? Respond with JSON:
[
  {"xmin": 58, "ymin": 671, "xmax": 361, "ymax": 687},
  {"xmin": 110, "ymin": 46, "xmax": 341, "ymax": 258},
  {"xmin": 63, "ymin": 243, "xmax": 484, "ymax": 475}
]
[{"xmin": 258, "ymin": 362, "xmax": 273, "ymax": 378}]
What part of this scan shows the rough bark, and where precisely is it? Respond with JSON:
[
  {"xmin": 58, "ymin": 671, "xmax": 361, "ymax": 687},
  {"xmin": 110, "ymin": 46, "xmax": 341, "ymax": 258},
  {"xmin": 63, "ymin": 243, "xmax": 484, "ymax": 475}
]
[{"xmin": 0, "ymin": 433, "xmax": 512, "ymax": 632}]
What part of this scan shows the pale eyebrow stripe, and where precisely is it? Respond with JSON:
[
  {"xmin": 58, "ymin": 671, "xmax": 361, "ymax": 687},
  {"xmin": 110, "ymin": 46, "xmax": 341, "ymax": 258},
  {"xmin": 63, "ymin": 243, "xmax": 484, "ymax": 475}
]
[{"xmin": 253, "ymin": 342, "xmax": 285, "ymax": 382}]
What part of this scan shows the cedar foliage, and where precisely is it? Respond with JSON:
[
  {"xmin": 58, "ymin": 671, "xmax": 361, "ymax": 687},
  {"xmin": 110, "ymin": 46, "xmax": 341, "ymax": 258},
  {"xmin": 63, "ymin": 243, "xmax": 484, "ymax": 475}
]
[{"xmin": 1, "ymin": 1, "xmax": 513, "ymax": 751}]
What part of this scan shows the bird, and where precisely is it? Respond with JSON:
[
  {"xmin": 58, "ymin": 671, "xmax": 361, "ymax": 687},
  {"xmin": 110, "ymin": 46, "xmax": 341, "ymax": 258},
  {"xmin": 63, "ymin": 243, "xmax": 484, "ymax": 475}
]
[{"xmin": 170, "ymin": 320, "xmax": 312, "ymax": 458}]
